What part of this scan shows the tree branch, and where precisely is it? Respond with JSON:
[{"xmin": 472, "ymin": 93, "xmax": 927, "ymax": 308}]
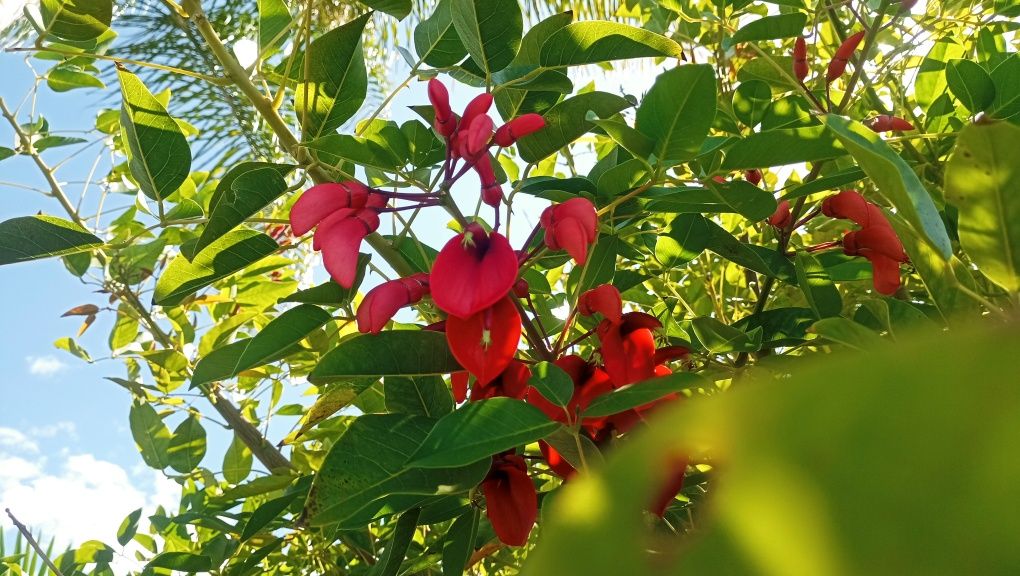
[{"xmin": 5, "ymin": 508, "xmax": 65, "ymax": 576}]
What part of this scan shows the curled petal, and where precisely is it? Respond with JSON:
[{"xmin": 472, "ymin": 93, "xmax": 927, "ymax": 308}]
[
  {"xmin": 578, "ymin": 284, "xmax": 623, "ymax": 324},
  {"xmin": 494, "ymin": 113, "xmax": 546, "ymax": 147},
  {"xmin": 793, "ymin": 37, "xmax": 809, "ymax": 82},
  {"xmin": 451, "ymin": 371, "xmax": 470, "ymax": 404},
  {"xmin": 474, "ymin": 359, "xmax": 531, "ymax": 400},
  {"xmin": 866, "ymin": 253, "xmax": 903, "ymax": 295},
  {"xmin": 315, "ymin": 210, "xmax": 379, "ymax": 288},
  {"xmin": 460, "ymin": 93, "xmax": 493, "ymax": 130},
  {"xmin": 599, "ymin": 316, "xmax": 658, "ymax": 386},
  {"xmin": 428, "ymin": 78, "xmax": 452, "ymax": 123},
  {"xmin": 465, "ymin": 115, "xmax": 494, "ymax": 157},
  {"xmin": 356, "ymin": 274, "xmax": 429, "ymax": 334},
  {"xmin": 744, "ymin": 169, "xmax": 763, "ymax": 186},
  {"xmin": 431, "ymin": 224, "xmax": 519, "ymax": 318},
  {"xmin": 827, "ymin": 31, "xmax": 865, "ymax": 82},
  {"xmin": 868, "ymin": 115, "xmax": 915, "ymax": 133},
  {"xmin": 843, "ymin": 227, "xmax": 908, "ymax": 262},
  {"xmin": 290, "ymin": 182, "xmax": 369, "ymax": 236},
  {"xmin": 650, "ymin": 454, "xmax": 689, "ymax": 517},
  {"xmin": 445, "ymin": 297, "xmax": 521, "ymax": 386}
]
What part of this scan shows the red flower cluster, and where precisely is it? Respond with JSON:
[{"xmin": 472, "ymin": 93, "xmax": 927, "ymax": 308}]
[{"xmin": 822, "ymin": 190, "xmax": 909, "ymax": 295}]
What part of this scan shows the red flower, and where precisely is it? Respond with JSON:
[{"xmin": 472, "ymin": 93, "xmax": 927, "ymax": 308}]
[
  {"xmin": 430, "ymin": 223, "xmax": 519, "ymax": 319},
  {"xmin": 598, "ymin": 312, "xmax": 661, "ymax": 386},
  {"xmin": 472, "ymin": 359, "xmax": 531, "ymax": 401},
  {"xmin": 428, "ymin": 78, "xmax": 456, "ymax": 138},
  {"xmin": 649, "ymin": 454, "xmax": 689, "ymax": 517},
  {"xmin": 474, "ymin": 154, "xmax": 503, "ymax": 208},
  {"xmin": 482, "ymin": 453, "xmax": 536, "ymax": 547},
  {"xmin": 821, "ymin": 190, "xmax": 891, "ymax": 229},
  {"xmin": 494, "ymin": 113, "xmax": 546, "ymax": 147},
  {"xmin": 578, "ymin": 284, "xmax": 623, "ymax": 324},
  {"xmin": 355, "ymin": 273, "xmax": 429, "ymax": 334},
  {"xmin": 540, "ymin": 197, "xmax": 598, "ymax": 264},
  {"xmin": 289, "ymin": 181, "xmax": 371, "ymax": 236},
  {"xmin": 527, "ymin": 355, "xmax": 613, "ymax": 429},
  {"xmin": 462, "ymin": 114, "xmax": 494, "ymax": 158},
  {"xmin": 867, "ymin": 115, "xmax": 915, "ymax": 133},
  {"xmin": 793, "ymin": 37, "xmax": 808, "ymax": 82},
  {"xmin": 451, "ymin": 371, "xmax": 469, "ymax": 403},
  {"xmin": 768, "ymin": 199, "xmax": 792, "ymax": 228},
  {"xmin": 744, "ymin": 169, "xmax": 763, "ymax": 186},
  {"xmin": 843, "ymin": 227, "xmax": 908, "ymax": 295},
  {"xmin": 445, "ymin": 297, "xmax": 521, "ymax": 386},
  {"xmin": 827, "ymin": 31, "xmax": 865, "ymax": 83}
]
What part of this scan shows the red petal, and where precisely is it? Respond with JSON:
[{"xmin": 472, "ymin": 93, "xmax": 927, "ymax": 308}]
[
  {"xmin": 539, "ymin": 440, "xmax": 576, "ymax": 479},
  {"xmin": 356, "ymin": 280, "xmax": 412, "ymax": 334},
  {"xmin": 852, "ymin": 226, "xmax": 908, "ymax": 262},
  {"xmin": 768, "ymin": 200, "xmax": 792, "ymax": 228},
  {"xmin": 483, "ymin": 458, "xmax": 537, "ymax": 547},
  {"xmin": 578, "ymin": 284, "xmax": 623, "ymax": 324},
  {"xmin": 428, "ymin": 78, "xmax": 452, "ymax": 122},
  {"xmin": 557, "ymin": 198, "xmax": 598, "ymax": 241},
  {"xmin": 451, "ymin": 372, "xmax": 469, "ymax": 403},
  {"xmin": 821, "ymin": 190, "xmax": 891, "ymax": 229},
  {"xmin": 430, "ymin": 225, "xmax": 519, "ymax": 319},
  {"xmin": 599, "ymin": 323, "xmax": 657, "ymax": 386},
  {"xmin": 553, "ymin": 218, "xmax": 591, "ymax": 264},
  {"xmin": 460, "ymin": 93, "xmax": 493, "ymax": 131},
  {"xmin": 290, "ymin": 182, "xmax": 367, "ymax": 236},
  {"xmin": 445, "ymin": 297, "xmax": 521, "ymax": 386},
  {"xmin": 316, "ymin": 214, "xmax": 374, "ymax": 288},
  {"xmin": 867, "ymin": 253, "xmax": 902, "ymax": 295},
  {"xmin": 650, "ymin": 454, "xmax": 688, "ymax": 517}
]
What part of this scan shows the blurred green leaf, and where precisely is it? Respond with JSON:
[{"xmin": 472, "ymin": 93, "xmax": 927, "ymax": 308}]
[
  {"xmin": 258, "ymin": 0, "xmax": 292, "ymax": 53},
  {"xmin": 795, "ymin": 251, "xmax": 842, "ymax": 318},
  {"xmin": 540, "ymin": 21, "xmax": 684, "ymax": 66}
]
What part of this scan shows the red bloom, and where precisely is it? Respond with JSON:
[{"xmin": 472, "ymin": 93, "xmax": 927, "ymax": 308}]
[
  {"xmin": 289, "ymin": 181, "xmax": 371, "ymax": 236},
  {"xmin": 868, "ymin": 115, "xmax": 915, "ymax": 133},
  {"xmin": 598, "ymin": 312, "xmax": 661, "ymax": 386},
  {"xmin": 312, "ymin": 207, "xmax": 381, "ymax": 288},
  {"xmin": 482, "ymin": 453, "xmax": 536, "ymax": 547},
  {"xmin": 827, "ymin": 31, "xmax": 865, "ymax": 83},
  {"xmin": 793, "ymin": 37, "xmax": 808, "ymax": 82},
  {"xmin": 462, "ymin": 114, "xmax": 494, "ymax": 158},
  {"xmin": 474, "ymin": 154, "xmax": 503, "ymax": 208},
  {"xmin": 821, "ymin": 190, "xmax": 891, "ymax": 229},
  {"xmin": 768, "ymin": 199, "xmax": 792, "ymax": 228},
  {"xmin": 494, "ymin": 113, "xmax": 546, "ymax": 147},
  {"xmin": 843, "ymin": 227, "xmax": 908, "ymax": 295},
  {"xmin": 744, "ymin": 169, "xmax": 763, "ymax": 186},
  {"xmin": 650, "ymin": 454, "xmax": 689, "ymax": 517},
  {"xmin": 578, "ymin": 284, "xmax": 623, "ymax": 325},
  {"xmin": 445, "ymin": 297, "xmax": 521, "ymax": 387},
  {"xmin": 472, "ymin": 359, "xmax": 531, "ymax": 400},
  {"xmin": 430, "ymin": 223, "xmax": 519, "ymax": 319},
  {"xmin": 540, "ymin": 197, "xmax": 598, "ymax": 264},
  {"xmin": 451, "ymin": 371, "xmax": 469, "ymax": 404},
  {"xmin": 355, "ymin": 273, "xmax": 429, "ymax": 334},
  {"xmin": 428, "ymin": 78, "xmax": 456, "ymax": 138},
  {"xmin": 527, "ymin": 355, "xmax": 613, "ymax": 430}
]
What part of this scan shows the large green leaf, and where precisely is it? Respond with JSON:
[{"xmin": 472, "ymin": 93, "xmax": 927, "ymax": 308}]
[
  {"xmin": 46, "ymin": 67, "xmax": 105, "ymax": 92},
  {"xmin": 644, "ymin": 183, "xmax": 776, "ymax": 220},
  {"xmin": 583, "ymin": 373, "xmax": 707, "ymax": 419},
  {"xmin": 305, "ymin": 134, "xmax": 403, "ymax": 171},
  {"xmin": 524, "ymin": 322, "xmax": 1020, "ymax": 576},
  {"xmin": 129, "ymin": 402, "xmax": 171, "ymax": 470},
  {"xmin": 258, "ymin": 0, "xmax": 292, "ymax": 53},
  {"xmin": 691, "ymin": 316, "xmax": 763, "ymax": 354},
  {"xmin": 153, "ymin": 228, "xmax": 278, "ymax": 306},
  {"xmin": 635, "ymin": 64, "xmax": 716, "ymax": 166},
  {"xmin": 528, "ymin": 361, "xmax": 574, "ymax": 408},
  {"xmin": 721, "ymin": 125, "xmax": 846, "ymax": 169},
  {"xmin": 824, "ymin": 114, "xmax": 953, "ymax": 259},
  {"xmin": 945, "ymin": 120, "xmax": 1020, "ymax": 292},
  {"xmin": 193, "ymin": 162, "xmax": 296, "ymax": 257},
  {"xmin": 945, "ymin": 59, "xmax": 995, "ymax": 113},
  {"xmin": 191, "ymin": 304, "xmax": 330, "ymax": 387},
  {"xmin": 40, "ymin": 0, "xmax": 111, "ymax": 41},
  {"xmin": 452, "ymin": 0, "xmax": 522, "ymax": 76},
  {"xmin": 539, "ymin": 21, "xmax": 684, "ymax": 66},
  {"xmin": 989, "ymin": 55, "xmax": 1020, "ymax": 121},
  {"xmin": 410, "ymin": 397, "xmax": 560, "ymax": 468},
  {"xmin": 118, "ymin": 69, "xmax": 191, "ymax": 201},
  {"xmin": 306, "ymin": 414, "xmax": 489, "ymax": 526},
  {"xmin": 309, "ymin": 331, "xmax": 462, "ymax": 383},
  {"xmin": 794, "ymin": 251, "xmax": 842, "ymax": 318},
  {"xmin": 359, "ymin": 0, "xmax": 411, "ymax": 20},
  {"xmin": 727, "ymin": 13, "xmax": 808, "ymax": 47},
  {"xmin": 373, "ymin": 508, "xmax": 420, "ymax": 576},
  {"xmin": 413, "ymin": 0, "xmax": 467, "ymax": 67},
  {"xmin": 385, "ymin": 376, "xmax": 455, "ymax": 418},
  {"xmin": 517, "ymin": 91, "xmax": 632, "ymax": 163},
  {"xmin": 166, "ymin": 414, "xmax": 207, "ymax": 473},
  {"xmin": 288, "ymin": 13, "xmax": 369, "ymax": 141},
  {"xmin": 0, "ymin": 215, "xmax": 102, "ymax": 265}
]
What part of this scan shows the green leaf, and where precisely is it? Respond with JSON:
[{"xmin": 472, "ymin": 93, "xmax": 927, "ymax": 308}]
[
  {"xmin": 539, "ymin": 21, "xmax": 684, "ymax": 66},
  {"xmin": 655, "ymin": 213, "xmax": 710, "ymax": 268},
  {"xmin": 542, "ymin": 427, "xmax": 604, "ymax": 471},
  {"xmin": 129, "ymin": 402, "xmax": 171, "ymax": 470},
  {"xmin": 944, "ymin": 120, "xmax": 1020, "ymax": 292},
  {"xmin": 258, "ymin": 0, "xmax": 292, "ymax": 53},
  {"xmin": 54, "ymin": 335, "xmax": 92, "ymax": 362},
  {"xmin": 46, "ymin": 67, "xmax": 104, "ymax": 92},
  {"xmin": 705, "ymin": 180, "xmax": 778, "ymax": 221},
  {"xmin": 413, "ymin": 0, "xmax": 467, "ymax": 68},
  {"xmin": 40, "ymin": 0, "xmax": 111, "ymax": 41},
  {"xmin": 372, "ymin": 508, "xmax": 420, "ymax": 576},
  {"xmin": 33, "ymin": 135, "xmax": 86, "ymax": 151},
  {"xmin": 0, "ymin": 215, "xmax": 102, "ymax": 265},
  {"xmin": 989, "ymin": 55, "xmax": 1020, "ymax": 121},
  {"xmin": 310, "ymin": 331, "xmax": 462, "ymax": 383},
  {"xmin": 118, "ymin": 69, "xmax": 191, "ymax": 201},
  {"xmin": 528, "ymin": 361, "xmax": 574, "ymax": 408},
  {"xmin": 116, "ymin": 508, "xmax": 142, "ymax": 546},
  {"xmin": 0, "ymin": 146, "xmax": 14, "ymax": 161},
  {"xmin": 240, "ymin": 491, "xmax": 303, "ymax": 542},
  {"xmin": 794, "ymin": 251, "xmax": 842, "ymax": 318},
  {"xmin": 307, "ymin": 414, "xmax": 489, "ymax": 526},
  {"xmin": 223, "ymin": 434, "xmax": 253, "ymax": 484},
  {"xmin": 702, "ymin": 218, "xmax": 797, "ymax": 282},
  {"xmin": 279, "ymin": 265, "xmax": 366, "ymax": 306},
  {"xmin": 584, "ymin": 373, "xmax": 707, "ymax": 419},
  {"xmin": 945, "ymin": 59, "xmax": 996, "ymax": 113},
  {"xmin": 809, "ymin": 317, "xmax": 885, "ymax": 351},
  {"xmin": 586, "ymin": 115, "xmax": 654, "ymax": 159},
  {"xmin": 577, "ymin": 234, "xmax": 619, "ymax": 295},
  {"xmin": 167, "ymin": 414, "xmax": 207, "ymax": 473},
  {"xmin": 781, "ymin": 166, "xmax": 866, "ymax": 201},
  {"xmin": 145, "ymin": 552, "xmax": 212, "ymax": 573},
  {"xmin": 153, "ymin": 228, "xmax": 278, "ymax": 306},
  {"xmin": 288, "ymin": 13, "xmax": 369, "ymax": 141},
  {"xmin": 517, "ymin": 91, "xmax": 632, "ymax": 163},
  {"xmin": 732, "ymin": 80, "xmax": 772, "ymax": 128},
  {"xmin": 282, "ymin": 382, "xmax": 375, "ymax": 444},
  {"xmin": 385, "ymin": 376, "xmax": 455, "ymax": 418},
  {"xmin": 691, "ymin": 316, "xmax": 763, "ymax": 354},
  {"xmin": 722, "ymin": 125, "xmax": 846, "ymax": 169},
  {"xmin": 824, "ymin": 114, "xmax": 952, "ymax": 259},
  {"xmin": 442, "ymin": 508, "xmax": 479, "ymax": 576},
  {"xmin": 359, "ymin": 0, "xmax": 411, "ymax": 20},
  {"xmin": 194, "ymin": 163, "xmax": 296, "ymax": 257},
  {"xmin": 452, "ymin": 0, "xmax": 522, "ymax": 76},
  {"xmin": 305, "ymin": 134, "xmax": 404, "ymax": 171},
  {"xmin": 191, "ymin": 304, "xmax": 330, "ymax": 387},
  {"xmin": 410, "ymin": 397, "xmax": 559, "ymax": 468},
  {"xmin": 635, "ymin": 64, "xmax": 716, "ymax": 166},
  {"xmin": 727, "ymin": 13, "xmax": 807, "ymax": 47}
]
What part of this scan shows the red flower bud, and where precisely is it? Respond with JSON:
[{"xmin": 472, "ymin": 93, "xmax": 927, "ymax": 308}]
[
  {"xmin": 744, "ymin": 169, "xmax": 763, "ymax": 186},
  {"xmin": 445, "ymin": 297, "xmax": 521, "ymax": 386},
  {"xmin": 355, "ymin": 273, "xmax": 430, "ymax": 334},
  {"xmin": 459, "ymin": 92, "xmax": 493, "ymax": 135},
  {"xmin": 768, "ymin": 200, "xmax": 792, "ymax": 228},
  {"xmin": 512, "ymin": 279, "xmax": 529, "ymax": 298},
  {"xmin": 843, "ymin": 226, "xmax": 908, "ymax": 263},
  {"xmin": 464, "ymin": 114, "xmax": 494, "ymax": 157},
  {"xmin": 493, "ymin": 113, "xmax": 546, "ymax": 147},
  {"xmin": 578, "ymin": 284, "xmax": 623, "ymax": 325},
  {"xmin": 867, "ymin": 115, "xmax": 915, "ymax": 133},
  {"xmin": 290, "ymin": 181, "xmax": 371, "ymax": 236},
  {"xmin": 793, "ymin": 37, "xmax": 809, "ymax": 82},
  {"xmin": 474, "ymin": 154, "xmax": 503, "ymax": 207},
  {"xmin": 428, "ymin": 78, "xmax": 456, "ymax": 138},
  {"xmin": 540, "ymin": 197, "xmax": 598, "ymax": 264},
  {"xmin": 821, "ymin": 190, "xmax": 891, "ymax": 229},
  {"xmin": 482, "ymin": 453, "xmax": 536, "ymax": 547},
  {"xmin": 827, "ymin": 31, "xmax": 865, "ymax": 83},
  {"xmin": 430, "ymin": 223, "xmax": 519, "ymax": 319}
]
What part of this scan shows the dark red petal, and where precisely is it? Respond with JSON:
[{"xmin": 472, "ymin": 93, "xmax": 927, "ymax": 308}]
[
  {"xmin": 867, "ymin": 253, "xmax": 903, "ymax": 295},
  {"xmin": 445, "ymin": 297, "xmax": 521, "ymax": 386},
  {"xmin": 650, "ymin": 454, "xmax": 688, "ymax": 517},
  {"xmin": 451, "ymin": 372, "xmax": 469, "ymax": 403},
  {"xmin": 460, "ymin": 93, "xmax": 493, "ymax": 130},
  {"xmin": 578, "ymin": 284, "xmax": 623, "ymax": 324},
  {"xmin": 600, "ymin": 323, "xmax": 657, "ymax": 386},
  {"xmin": 428, "ymin": 78, "xmax": 452, "ymax": 122},
  {"xmin": 430, "ymin": 225, "xmax": 519, "ymax": 319},
  {"xmin": 768, "ymin": 200, "xmax": 792, "ymax": 228},
  {"xmin": 356, "ymin": 280, "xmax": 411, "ymax": 334},
  {"xmin": 853, "ymin": 225, "xmax": 908, "ymax": 262},
  {"xmin": 552, "ymin": 218, "xmax": 592, "ymax": 264},
  {"xmin": 482, "ymin": 460, "xmax": 537, "ymax": 547},
  {"xmin": 465, "ymin": 115, "xmax": 494, "ymax": 157},
  {"xmin": 653, "ymin": 346, "xmax": 690, "ymax": 365}
]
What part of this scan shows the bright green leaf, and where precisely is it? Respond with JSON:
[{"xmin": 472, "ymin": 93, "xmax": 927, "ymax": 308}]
[
  {"xmin": 528, "ymin": 361, "xmax": 574, "ymax": 408},
  {"xmin": 0, "ymin": 215, "xmax": 102, "ymax": 265},
  {"xmin": 167, "ymin": 414, "xmax": 207, "ymax": 473},
  {"xmin": 540, "ymin": 21, "xmax": 684, "ymax": 66},
  {"xmin": 452, "ymin": 0, "xmax": 522, "ymax": 76},
  {"xmin": 517, "ymin": 91, "xmax": 632, "ymax": 163},
  {"xmin": 946, "ymin": 59, "xmax": 996, "ymax": 113},
  {"xmin": 310, "ymin": 331, "xmax": 462, "ymax": 383},
  {"xmin": 636, "ymin": 65, "xmax": 716, "ymax": 166},
  {"xmin": 584, "ymin": 373, "xmax": 707, "ymax": 418}
]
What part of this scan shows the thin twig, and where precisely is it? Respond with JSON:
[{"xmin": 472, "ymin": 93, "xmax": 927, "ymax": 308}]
[{"xmin": 5, "ymin": 509, "xmax": 65, "ymax": 576}]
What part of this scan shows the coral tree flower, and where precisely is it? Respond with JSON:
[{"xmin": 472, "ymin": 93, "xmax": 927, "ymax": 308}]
[
  {"xmin": 768, "ymin": 200, "xmax": 792, "ymax": 228},
  {"xmin": 482, "ymin": 453, "xmax": 537, "ymax": 547},
  {"xmin": 355, "ymin": 273, "xmax": 429, "ymax": 334},
  {"xmin": 867, "ymin": 115, "xmax": 915, "ymax": 133},
  {"xmin": 430, "ymin": 223, "xmax": 519, "ymax": 319},
  {"xmin": 540, "ymin": 197, "xmax": 598, "ymax": 264},
  {"xmin": 821, "ymin": 190, "xmax": 908, "ymax": 295},
  {"xmin": 493, "ymin": 113, "xmax": 545, "ymax": 147},
  {"xmin": 445, "ymin": 297, "xmax": 522, "ymax": 387},
  {"xmin": 428, "ymin": 78, "xmax": 456, "ymax": 138},
  {"xmin": 290, "ymin": 181, "xmax": 385, "ymax": 288}
]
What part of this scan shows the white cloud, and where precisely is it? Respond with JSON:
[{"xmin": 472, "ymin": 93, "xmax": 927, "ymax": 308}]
[
  {"xmin": 26, "ymin": 355, "xmax": 67, "ymax": 377},
  {"xmin": 0, "ymin": 427, "xmax": 39, "ymax": 453},
  {"xmin": 28, "ymin": 421, "xmax": 77, "ymax": 440}
]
